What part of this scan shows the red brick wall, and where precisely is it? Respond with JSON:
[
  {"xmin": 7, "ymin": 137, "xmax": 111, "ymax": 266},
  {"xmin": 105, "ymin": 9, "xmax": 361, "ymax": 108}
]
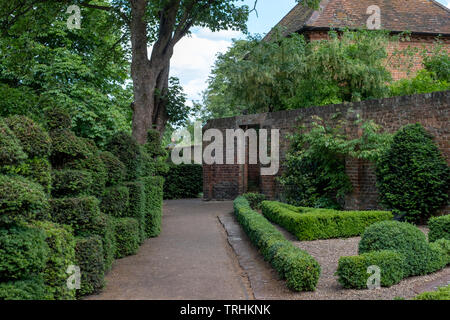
[{"xmin": 203, "ymin": 91, "xmax": 449, "ymax": 213}]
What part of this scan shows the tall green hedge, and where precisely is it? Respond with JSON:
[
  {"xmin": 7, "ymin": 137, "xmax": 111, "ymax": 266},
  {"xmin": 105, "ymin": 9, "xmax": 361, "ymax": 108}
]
[
  {"xmin": 142, "ymin": 176, "xmax": 164, "ymax": 238},
  {"xmin": 106, "ymin": 132, "xmax": 142, "ymax": 181},
  {"xmin": 51, "ymin": 169, "xmax": 93, "ymax": 198},
  {"xmin": 124, "ymin": 181, "xmax": 146, "ymax": 243},
  {"xmin": 0, "ymin": 118, "xmax": 27, "ymax": 165},
  {"xmin": 0, "ymin": 275, "xmax": 49, "ymax": 300},
  {"xmin": 113, "ymin": 217, "xmax": 140, "ymax": 259},
  {"xmin": 75, "ymin": 236, "xmax": 105, "ymax": 297},
  {"xmin": 99, "ymin": 151, "xmax": 126, "ymax": 187},
  {"xmin": 428, "ymin": 215, "xmax": 450, "ymax": 242},
  {"xmin": 100, "ymin": 186, "xmax": 129, "ymax": 217},
  {"xmin": 261, "ymin": 201, "xmax": 393, "ymax": 241},
  {"xmin": 163, "ymin": 164, "xmax": 202, "ymax": 199},
  {"xmin": 2, "ymin": 158, "xmax": 52, "ymax": 194}
]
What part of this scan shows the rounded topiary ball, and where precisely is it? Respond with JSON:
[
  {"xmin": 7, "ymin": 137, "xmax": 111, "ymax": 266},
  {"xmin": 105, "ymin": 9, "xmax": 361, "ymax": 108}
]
[
  {"xmin": 359, "ymin": 220, "xmax": 444, "ymax": 277},
  {"xmin": 376, "ymin": 123, "xmax": 449, "ymax": 224}
]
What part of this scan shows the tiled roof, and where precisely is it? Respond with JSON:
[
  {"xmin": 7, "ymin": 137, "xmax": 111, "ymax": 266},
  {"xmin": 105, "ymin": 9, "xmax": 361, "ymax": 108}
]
[{"xmin": 265, "ymin": 0, "xmax": 450, "ymax": 39}]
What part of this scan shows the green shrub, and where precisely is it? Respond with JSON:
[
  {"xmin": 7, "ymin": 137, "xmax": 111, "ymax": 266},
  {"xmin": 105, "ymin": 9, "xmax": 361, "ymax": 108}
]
[
  {"xmin": 0, "ymin": 276, "xmax": 49, "ymax": 300},
  {"xmin": 430, "ymin": 239, "xmax": 450, "ymax": 265},
  {"xmin": 49, "ymin": 197, "xmax": 101, "ymax": 236},
  {"xmin": 0, "ymin": 118, "xmax": 27, "ymax": 165},
  {"xmin": 2, "ymin": 157, "xmax": 52, "ymax": 194},
  {"xmin": 140, "ymin": 148, "xmax": 156, "ymax": 177},
  {"xmin": 163, "ymin": 164, "xmax": 203, "ymax": 200},
  {"xmin": 113, "ymin": 217, "xmax": 140, "ymax": 259},
  {"xmin": 428, "ymin": 215, "xmax": 450, "ymax": 242},
  {"xmin": 51, "ymin": 169, "xmax": 93, "ymax": 198},
  {"xmin": 0, "ymin": 225, "xmax": 49, "ymax": 281},
  {"xmin": 75, "ymin": 236, "xmax": 105, "ymax": 297},
  {"xmin": 0, "ymin": 174, "xmax": 49, "ymax": 225},
  {"xmin": 66, "ymin": 153, "xmax": 107, "ymax": 198},
  {"xmin": 28, "ymin": 220, "xmax": 76, "ymax": 300},
  {"xmin": 99, "ymin": 151, "xmax": 126, "ymax": 187},
  {"xmin": 100, "ymin": 186, "xmax": 129, "ymax": 217},
  {"xmin": 414, "ymin": 285, "xmax": 450, "ymax": 300},
  {"xmin": 142, "ymin": 176, "xmax": 164, "ymax": 238},
  {"xmin": 4, "ymin": 115, "xmax": 51, "ymax": 158},
  {"xmin": 124, "ymin": 181, "xmax": 146, "ymax": 243},
  {"xmin": 234, "ymin": 196, "xmax": 320, "ymax": 291},
  {"xmin": 144, "ymin": 130, "xmax": 165, "ymax": 157},
  {"xmin": 336, "ymin": 250, "xmax": 405, "ymax": 289},
  {"xmin": 261, "ymin": 201, "xmax": 393, "ymax": 241},
  {"xmin": 106, "ymin": 132, "xmax": 142, "ymax": 181},
  {"xmin": 376, "ymin": 124, "xmax": 449, "ymax": 224},
  {"xmin": 45, "ymin": 107, "xmax": 72, "ymax": 131},
  {"xmin": 359, "ymin": 221, "xmax": 445, "ymax": 277},
  {"xmin": 243, "ymin": 193, "xmax": 266, "ymax": 210},
  {"xmin": 50, "ymin": 129, "xmax": 92, "ymax": 167},
  {"xmin": 88, "ymin": 213, "xmax": 116, "ymax": 272}
]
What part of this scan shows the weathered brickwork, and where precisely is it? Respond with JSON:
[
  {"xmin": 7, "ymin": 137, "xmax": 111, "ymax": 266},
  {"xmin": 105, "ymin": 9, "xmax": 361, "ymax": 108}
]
[{"xmin": 203, "ymin": 91, "xmax": 450, "ymax": 214}]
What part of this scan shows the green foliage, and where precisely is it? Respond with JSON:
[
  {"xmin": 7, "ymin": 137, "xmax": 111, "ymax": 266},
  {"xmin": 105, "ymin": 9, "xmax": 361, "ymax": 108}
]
[
  {"xmin": 88, "ymin": 213, "xmax": 116, "ymax": 272},
  {"xmin": 4, "ymin": 115, "xmax": 51, "ymax": 158},
  {"xmin": 51, "ymin": 169, "xmax": 93, "ymax": 198},
  {"xmin": 428, "ymin": 215, "xmax": 450, "ymax": 242},
  {"xmin": 140, "ymin": 148, "xmax": 157, "ymax": 177},
  {"xmin": 390, "ymin": 70, "xmax": 449, "ymax": 96},
  {"xmin": 45, "ymin": 108, "xmax": 72, "ymax": 131},
  {"xmin": 163, "ymin": 164, "xmax": 203, "ymax": 200},
  {"xmin": 124, "ymin": 181, "xmax": 146, "ymax": 243},
  {"xmin": 0, "ymin": 225, "xmax": 49, "ymax": 281},
  {"xmin": 2, "ymin": 157, "xmax": 52, "ymax": 194},
  {"xmin": 28, "ymin": 220, "xmax": 76, "ymax": 300},
  {"xmin": 414, "ymin": 285, "xmax": 450, "ymax": 300},
  {"xmin": 100, "ymin": 186, "xmax": 129, "ymax": 217},
  {"xmin": 75, "ymin": 236, "xmax": 105, "ymax": 297},
  {"xmin": 0, "ymin": 275, "xmax": 49, "ymax": 300},
  {"xmin": 359, "ymin": 221, "xmax": 445, "ymax": 277},
  {"xmin": 50, "ymin": 129, "xmax": 92, "ymax": 167},
  {"xmin": 113, "ymin": 217, "xmax": 140, "ymax": 259},
  {"xmin": 261, "ymin": 201, "xmax": 393, "ymax": 241},
  {"xmin": 106, "ymin": 132, "xmax": 142, "ymax": 181},
  {"xmin": 243, "ymin": 193, "xmax": 266, "ymax": 210},
  {"xmin": 376, "ymin": 124, "xmax": 449, "ymax": 224},
  {"xmin": 234, "ymin": 196, "xmax": 320, "ymax": 291},
  {"xmin": 99, "ymin": 151, "xmax": 126, "ymax": 187},
  {"xmin": 336, "ymin": 250, "xmax": 405, "ymax": 289},
  {"xmin": 430, "ymin": 238, "xmax": 450, "ymax": 265},
  {"xmin": 142, "ymin": 176, "xmax": 164, "ymax": 238},
  {"xmin": 0, "ymin": 174, "xmax": 49, "ymax": 226},
  {"xmin": 0, "ymin": 118, "xmax": 27, "ymax": 165},
  {"xmin": 144, "ymin": 130, "xmax": 164, "ymax": 157},
  {"xmin": 49, "ymin": 197, "xmax": 101, "ymax": 236},
  {"xmin": 423, "ymin": 43, "xmax": 450, "ymax": 82},
  {"xmin": 280, "ymin": 117, "xmax": 391, "ymax": 208}
]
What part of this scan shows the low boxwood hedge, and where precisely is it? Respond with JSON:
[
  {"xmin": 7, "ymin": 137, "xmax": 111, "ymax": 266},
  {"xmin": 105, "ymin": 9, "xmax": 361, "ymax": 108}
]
[
  {"xmin": 49, "ymin": 196, "xmax": 101, "ymax": 235},
  {"xmin": 414, "ymin": 284, "xmax": 450, "ymax": 300},
  {"xmin": 142, "ymin": 176, "xmax": 164, "ymax": 238},
  {"xmin": 430, "ymin": 238, "xmax": 450, "ymax": 265},
  {"xmin": 0, "ymin": 275, "xmax": 49, "ymax": 300},
  {"xmin": 0, "ymin": 174, "xmax": 49, "ymax": 225},
  {"xmin": 261, "ymin": 201, "xmax": 393, "ymax": 241},
  {"xmin": 336, "ymin": 250, "xmax": 405, "ymax": 289},
  {"xmin": 51, "ymin": 169, "xmax": 93, "ymax": 198},
  {"xmin": 124, "ymin": 181, "xmax": 146, "ymax": 243},
  {"xmin": 359, "ymin": 220, "xmax": 446, "ymax": 277},
  {"xmin": 428, "ymin": 215, "xmax": 450, "ymax": 242},
  {"xmin": 0, "ymin": 225, "xmax": 49, "ymax": 281},
  {"xmin": 234, "ymin": 196, "xmax": 320, "ymax": 291},
  {"xmin": 243, "ymin": 193, "xmax": 266, "ymax": 210},
  {"xmin": 75, "ymin": 235, "xmax": 105, "ymax": 297},
  {"xmin": 113, "ymin": 217, "xmax": 140, "ymax": 259},
  {"xmin": 100, "ymin": 186, "xmax": 129, "ymax": 217}
]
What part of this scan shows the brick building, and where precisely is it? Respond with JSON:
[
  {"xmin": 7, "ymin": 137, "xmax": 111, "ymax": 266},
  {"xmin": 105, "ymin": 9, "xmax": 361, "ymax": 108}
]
[{"xmin": 265, "ymin": 0, "xmax": 450, "ymax": 80}]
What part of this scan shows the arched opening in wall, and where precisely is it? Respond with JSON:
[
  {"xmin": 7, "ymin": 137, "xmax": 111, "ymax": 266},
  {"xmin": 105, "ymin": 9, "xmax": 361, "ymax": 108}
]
[{"xmin": 241, "ymin": 124, "xmax": 261, "ymax": 194}]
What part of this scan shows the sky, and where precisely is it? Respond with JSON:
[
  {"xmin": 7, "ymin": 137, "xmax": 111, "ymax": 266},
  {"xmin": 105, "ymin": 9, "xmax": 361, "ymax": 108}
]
[{"xmin": 169, "ymin": 0, "xmax": 450, "ymax": 106}]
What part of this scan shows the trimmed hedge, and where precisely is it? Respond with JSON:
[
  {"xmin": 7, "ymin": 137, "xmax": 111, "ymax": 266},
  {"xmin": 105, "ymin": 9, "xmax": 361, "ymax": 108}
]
[
  {"xmin": 336, "ymin": 250, "xmax": 405, "ymax": 289},
  {"xmin": 0, "ymin": 225, "xmax": 49, "ymax": 281},
  {"xmin": 49, "ymin": 197, "xmax": 101, "ymax": 235},
  {"xmin": 414, "ymin": 285, "xmax": 450, "ymax": 300},
  {"xmin": 106, "ymin": 132, "xmax": 142, "ymax": 181},
  {"xmin": 4, "ymin": 115, "xmax": 51, "ymax": 158},
  {"xmin": 100, "ymin": 186, "xmax": 129, "ymax": 217},
  {"xmin": 66, "ymin": 153, "xmax": 107, "ymax": 198},
  {"xmin": 0, "ymin": 117, "xmax": 27, "ymax": 165},
  {"xmin": 29, "ymin": 220, "xmax": 76, "ymax": 300},
  {"xmin": 428, "ymin": 215, "xmax": 450, "ymax": 242},
  {"xmin": 50, "ymin": 129, "xmax": 91, "ymax": 167},
  {"xmin": 99, "ymin": 151, "xmax": 126, "ymax": 187},
  {"xmin": 2, "ymin": 157, "xmax": 52, "ymax": 194},
  {"xmin": 51, "ymin": 169, "xmax": 93, "ymax": 197},
  {"xmin": 234, "ymin": 196, "xmax": 320, "ymax": 291},
  {"xmin": 163, "ymin": 164, "xmax": 202, "ymax": 200},
  {"xmin": 243, "ymin": 193, "xmax": 266, "ymax": 210},
  {"xmin": 75, "ymin": 236, "xmax": 105, "ymax": 297},
  {"xmin": 89, "ymin": 213, "xmax": 116, "ymax": 272},
  {"xmin": 0, "ymin": 174, "xmax": 49, "ymax": 225},
  {"xmin": 124, "ymin": 181, "xmax": 146, "ymax": 243},
  {"xmin": 113, "ymin": 217, "xmax": 140, "ymax": 259},
  {"xmin": 142, "ymin": 176, "xmax": 164, "ymax": 238},
  {"xmin": 261, "ymin": 201, "xmax": 393, "ymax": 241},
  {"xmin": 44, "ymin": 107, "xmax": 72, "ymax": 131},
  {"xmin": 0, "ymin": 276, "xmax": 49, "ymax": 300},
  {"xmin": 359, "ymin": 221, "xmax": 446, "ymax": 277},
  {"xmin": 430, "ymin": 239, "xmax": 450, "ymax": 265}
]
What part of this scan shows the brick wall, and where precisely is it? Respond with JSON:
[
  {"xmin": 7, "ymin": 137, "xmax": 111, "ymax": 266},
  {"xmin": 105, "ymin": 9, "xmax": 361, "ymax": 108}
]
[{"xmin": 202, "ymin": 91, "xmax": 450, "ymax": 213}]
